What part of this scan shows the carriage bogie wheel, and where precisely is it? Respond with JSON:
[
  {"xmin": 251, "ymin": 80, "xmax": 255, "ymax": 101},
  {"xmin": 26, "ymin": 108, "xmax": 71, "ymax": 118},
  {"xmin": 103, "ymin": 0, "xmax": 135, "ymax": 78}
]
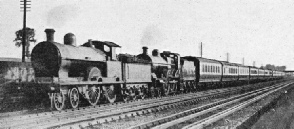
[
  {"xmin": 88, "ymin": 87, "xmax": 101, "ymax": 106},
  {"xmin": 53, "ymin": 92, "xmax": 66, "ymax": 111},
  {"xmin": 69, "ymin": 88, "xmax": 80, "ymax": 109}
]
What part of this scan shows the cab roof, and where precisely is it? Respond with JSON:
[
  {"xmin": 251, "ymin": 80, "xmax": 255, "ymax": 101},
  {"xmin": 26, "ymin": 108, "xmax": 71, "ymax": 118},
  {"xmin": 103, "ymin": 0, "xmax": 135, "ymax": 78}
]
[{"xmin": 83, "ymin": 40, "xmax": 121, "ymax": 48}]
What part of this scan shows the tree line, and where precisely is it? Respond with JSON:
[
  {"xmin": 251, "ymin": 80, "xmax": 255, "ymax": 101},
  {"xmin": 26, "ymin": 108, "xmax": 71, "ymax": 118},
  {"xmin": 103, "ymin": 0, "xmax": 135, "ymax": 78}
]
[
  {"xmin": 260, "ymin": 64, "xmax": 286, "ymax": 71},
  {"xmin": 13, "ymin": 27, "xmax": 36, "ymax": 58}
]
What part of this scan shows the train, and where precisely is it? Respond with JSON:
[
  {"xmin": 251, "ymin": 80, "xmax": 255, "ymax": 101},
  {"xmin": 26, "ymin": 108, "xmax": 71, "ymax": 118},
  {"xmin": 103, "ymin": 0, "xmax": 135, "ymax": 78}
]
[{"xmin": 30, "ymin": 29, "xmax": 285, "ymax": 110}]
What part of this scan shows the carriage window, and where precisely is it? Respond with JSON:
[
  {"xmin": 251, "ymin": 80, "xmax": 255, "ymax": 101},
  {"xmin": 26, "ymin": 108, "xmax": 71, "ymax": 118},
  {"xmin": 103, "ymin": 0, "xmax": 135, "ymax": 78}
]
[
  {"xmin": 202, "ymin": 65, "xmax": 204, "ymax": 72},
  {"xmin": 204, "ymin": 65, "xmax": 206, "ymax": 72},
  {"xmin": 205, "ymin": 65, "xmax": 206, "ymax": 72},
  {"xmin": 104, "ymin": 45, "xmax": 110, "ymax": 52},
  {"xmin": 213, "ymin": 66, "xmax": 215, "ymax": 73},
  {"xmin": 211, "ymin": 66, "xmax": 213, "ymax": 73},
  {"xmin": 212, "ymin": 66, "xmax": 215, "ymax": 72},
  {"xmin": 211, "ymin": 66, "xmax": 214, "ymax": 73},
  {"xmin": 212, "ymin": 66, "xmax": 214, "ymax": 73}
]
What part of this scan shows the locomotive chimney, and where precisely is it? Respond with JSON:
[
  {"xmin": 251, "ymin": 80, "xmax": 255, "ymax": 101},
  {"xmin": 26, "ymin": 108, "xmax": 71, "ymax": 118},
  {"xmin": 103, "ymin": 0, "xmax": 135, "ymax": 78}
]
[
  {"xmin": 45, "ymin": 29, "xmax": 55, "ymax": 42},
  {"xmin": 142, "ymin": 46, "xmax": 148, "ymax": 55},
  {"xmin": 88, "ymin": 39, "xmax": 93, "ymax": 47}
]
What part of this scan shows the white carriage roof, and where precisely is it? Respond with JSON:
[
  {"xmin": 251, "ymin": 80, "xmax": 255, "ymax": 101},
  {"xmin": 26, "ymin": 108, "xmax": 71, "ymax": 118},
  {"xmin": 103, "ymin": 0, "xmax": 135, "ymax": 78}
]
[{"xmin": 183, "ymin": 56, "xmax": 221, "ymax": 64}]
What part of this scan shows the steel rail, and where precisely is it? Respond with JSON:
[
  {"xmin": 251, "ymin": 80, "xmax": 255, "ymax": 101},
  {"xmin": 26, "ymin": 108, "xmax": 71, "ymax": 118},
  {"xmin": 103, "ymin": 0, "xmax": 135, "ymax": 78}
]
[
  {"xmin": 43, "ymin": 82, "xmax": 282, "ymax": 129},
  {"xmin": 0, "ymin": 81, "xmax": 279, "ymax": 128},
  {"xmin": 183, "ymin": 82, "xmax": 292, "ymax": 129},
  {"xmin": 21, "ymin": 85, "xmax": 252, "ymax": 129},
  {"xmin": 127, "ymin": 81, "xmax": 291, "ymax": 129},
  {"xmin": 2, "ymin": 84, "xmax": 248, "ymax": 124},
  {"xmin": 22, "ymin": 89, "xmax": 232, "ymax": 129},
  {"xmin": 149, "ymin": 81, "xmax": 292, "ymax": 129}
]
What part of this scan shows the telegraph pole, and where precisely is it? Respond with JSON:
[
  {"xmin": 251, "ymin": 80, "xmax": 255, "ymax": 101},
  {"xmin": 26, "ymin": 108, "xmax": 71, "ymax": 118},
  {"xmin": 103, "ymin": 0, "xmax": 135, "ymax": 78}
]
[
  {"xmin": 242, "ymin": 57, "xmax": 244, "ymax": 65},
  {"xmin": 200, "ymin": 42, "xmax": 203, "ymax": 57},
  {"xmin": 226, "ymin": 53, "xmax": 229, "ymax": 62},
  {"xmin": 20, "ymin": 0, "xmax": 31, "ymax": 62}
]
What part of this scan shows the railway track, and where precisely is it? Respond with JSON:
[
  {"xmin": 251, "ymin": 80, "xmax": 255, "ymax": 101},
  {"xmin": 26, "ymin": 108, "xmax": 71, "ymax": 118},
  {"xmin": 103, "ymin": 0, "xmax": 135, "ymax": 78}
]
[
  {"xmin": 0, "ymin": 81, "xmax": 284, "ymax": 129},
  {"xmin": 126, "ymin": 81, "xmax": 293, "ymax": 129}
]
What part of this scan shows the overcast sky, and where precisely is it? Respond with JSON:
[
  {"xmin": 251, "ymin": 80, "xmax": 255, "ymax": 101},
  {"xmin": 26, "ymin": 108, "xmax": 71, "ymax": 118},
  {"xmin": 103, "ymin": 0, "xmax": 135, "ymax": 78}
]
[{"xmin": 0, "ymin": 0, "xmax": 294, "ymax": 69}]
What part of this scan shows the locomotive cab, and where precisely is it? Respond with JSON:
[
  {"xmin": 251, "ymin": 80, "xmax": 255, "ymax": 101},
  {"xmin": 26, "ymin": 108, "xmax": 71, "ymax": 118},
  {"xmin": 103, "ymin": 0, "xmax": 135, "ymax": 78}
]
[{"xmin": 82, "ymin": 40, "xmax": 120, "ymax": 61}]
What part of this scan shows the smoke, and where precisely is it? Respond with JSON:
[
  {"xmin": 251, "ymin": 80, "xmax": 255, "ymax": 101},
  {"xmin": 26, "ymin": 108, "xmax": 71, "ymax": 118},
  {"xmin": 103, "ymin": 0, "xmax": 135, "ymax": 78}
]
[
  {"xmin": 141, "ymin": 24, "xmax": 165, "ymax": 46},
  {"xmin": 47, "ymin": 5, "xmax": 80, "ymax": 28}
]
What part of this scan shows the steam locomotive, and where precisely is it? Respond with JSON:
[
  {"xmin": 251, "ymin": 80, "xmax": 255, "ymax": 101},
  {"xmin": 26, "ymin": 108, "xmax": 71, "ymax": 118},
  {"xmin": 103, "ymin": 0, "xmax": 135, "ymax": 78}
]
[{"xmin": 31, "ymin": 29, "xmax": 285, "ymax": 110}]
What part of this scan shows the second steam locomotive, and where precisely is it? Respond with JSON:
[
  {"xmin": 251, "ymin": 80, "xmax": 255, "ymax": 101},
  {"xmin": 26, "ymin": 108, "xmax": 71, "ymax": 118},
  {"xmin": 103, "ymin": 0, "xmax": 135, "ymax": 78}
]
[{"xmin": 31, "ymin": 29, "xmax": 285, "ymax": 110}]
